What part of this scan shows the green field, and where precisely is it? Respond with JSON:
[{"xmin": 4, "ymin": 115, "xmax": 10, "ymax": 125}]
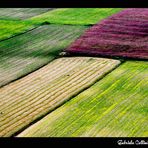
[
  {"xmin": 30, "ymin": 8, "xmax": 122, "ymax": 25},
  {"xmin": 0, "ymin": 24, "xmax": 88, "ymax": 87},
  {"xmin": 18, "ymin": 61, "xmax": 148, "ymax": 137},
  {"xmin": 0, "ymin": 20, "xmax": 35, "ymax": 41}
]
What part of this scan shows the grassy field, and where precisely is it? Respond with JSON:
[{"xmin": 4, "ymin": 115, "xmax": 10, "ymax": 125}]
[
  {"xmin": 17, "ymin": 61, "xmax": 148, "ymax": 137},
  {"xmin": 0, "ymin": 24, "xmax": 88, "ymax": 87},
  {"xmin": 0, "ymin": 8, "xmax": 54, "ymax": 20},
  {"xmin": 66, "ymin": 8, "xmax": 148, "ymax": 60},
  {"xmin": 30, "ymin": 8, "xmax": 123, "ymax": 25},
  {"xmin": 0, "ymin": 57, "xmax": 120, "ymax": 137},
  {"xmin": 0, "ymin": 20, "xmax": 35, "ymax": 41}
]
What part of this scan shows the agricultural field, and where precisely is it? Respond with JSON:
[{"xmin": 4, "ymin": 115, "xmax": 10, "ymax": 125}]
[
  {"xmin": 18, "ymin": 61, "xmax": 148, "ymax": 137},
  {"xmin": 30, "ymin": 8, "xmax": 123, "ymax": 25},
  {"xmin": 0, "ymin": 20, "xmax": 35, "ymax": 41},
  {"xmin": 0, "ymin": 57, "xmax": 120, "ymax": 137},
  {"xmin": 66, "ymin": 8, "xmax": 148, "ymax": 60},
  {"xmin": 0, "ymin": 8, "xmax": 56, "ymax": 41},
  {"xmin": 0, "ymin": 8, "xmax": 147, "ymax": 137},
  {"xmin": 0, "ymin": 8, "xmax": 54, "ymax": 20},
  {"xmin": 0, "ymin": 24, "xmax": 87, "ymax": 87}
]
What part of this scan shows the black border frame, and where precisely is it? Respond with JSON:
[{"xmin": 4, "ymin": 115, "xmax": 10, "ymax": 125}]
[
  {"xmin": 0, "ymin": 0, "xmax": 148, "ymax": 146},
  {"xmin": 0, "ymin": 0, "xmax": 148, "ymax": 8},
  {"xmin": 1, "ymin": 137, "xmax": 148, "ymax": 147}
]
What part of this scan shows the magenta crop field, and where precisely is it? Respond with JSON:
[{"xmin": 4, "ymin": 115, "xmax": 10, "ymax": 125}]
[{"xmin": 66, "ymin": 8, "xmax": 148, "ymax": 60}]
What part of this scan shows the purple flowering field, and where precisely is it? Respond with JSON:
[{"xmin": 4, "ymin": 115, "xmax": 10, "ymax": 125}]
[{"xmin": 66, "ymin": 8, "xmax": 148, "ymax": 60}]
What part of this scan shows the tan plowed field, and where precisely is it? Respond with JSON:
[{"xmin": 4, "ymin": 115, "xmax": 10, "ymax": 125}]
[{"xmin": 0, "ymin": 57, "xmax": 120, "ymax": 137}]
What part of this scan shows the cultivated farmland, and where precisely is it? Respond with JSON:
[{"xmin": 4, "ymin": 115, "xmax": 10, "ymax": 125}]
[
  {"xmin": 66, "ymin": 8, "xmax": 148, "ymax": 60},
  {"xmin": 0, "ymin": 24, "xmax": 88, "ymax": 87},
  {"xmin": 0, "ymin": 8, "xmax": 147, "ymax": 138},
  {"xmin": 0, "ymin": 8, "xmax": 54, "ymax": 20},
  {"xmin": 18, "ymin": 61, "xmax": 148, "ymax": 137},
  {"xmin": 0, "ymin": 57, "xmax": 120, "ymax": 137},
  {"xmin": 0, "ymin": 20, "xmax": 35, "ymax": 41},
  {"xmin": 30, "ymin": 8, "xmax": 122, "ymax": 25}
]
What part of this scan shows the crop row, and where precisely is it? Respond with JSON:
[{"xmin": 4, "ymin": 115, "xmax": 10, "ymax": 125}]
[{"xmin": 30, "ymin": 8, "xmax": 123, "ymax": 25}]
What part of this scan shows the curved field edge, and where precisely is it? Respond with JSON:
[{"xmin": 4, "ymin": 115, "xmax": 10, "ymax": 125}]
[
  {"xmin": 0, "ymin": 24, "xmax": 88, "ymax": 88},
  {"xmin": 29, "ymin": 8, "xmax": 123, "ymax": 25},
  {"xmin": 0, "ymin": 57, "xmax": 120, "ymax": 137},
  {"xmin": 17, "ymin": 61, "xmax": 148, "ymax": 137}
]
